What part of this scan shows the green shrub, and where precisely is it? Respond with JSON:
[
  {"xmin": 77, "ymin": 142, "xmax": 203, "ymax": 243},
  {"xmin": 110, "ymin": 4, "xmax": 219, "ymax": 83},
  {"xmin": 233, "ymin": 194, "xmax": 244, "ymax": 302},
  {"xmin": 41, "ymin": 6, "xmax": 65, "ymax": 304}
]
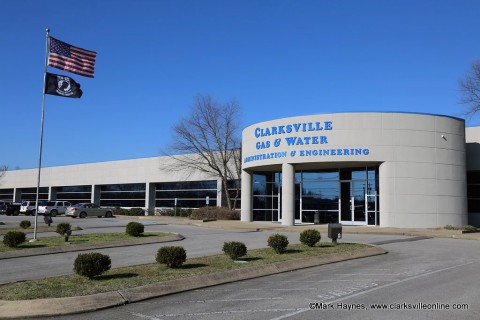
[
  {"xmin": 114, "ymin": 207, "xmax": 146, "ymax": 216},
  {"xmin": 300, "ymin": 229, "xmax": 321, "ymax": 247},
  {"xmin": 156, "ymin": 246, "xmax": 187, "ymax": 268},
  {"xmin": 444, "ymin": 225, "xmax": 460, "ymax": 230},
  {"xmin": 3, "ymin": 231, "xmax": 26, "ymax": 248},
  {"xmin": 73, "ymin": 252, "xmax": 111, "ymax": 279},
  {"xmin": 463, "ymin": 225, "xmax": 478, "ymax": 232},
  {"xmin": 19, "ymin": 220, "xmax": 31, "ymax": 229},
  {"xmin": 222, "ymin": 241, "xmax": 247, "ymax": 260},
  {"xmin": 267, "ymin": 234, "xmax": 289, "ymax": 254},
  {"xmin": 189, "ymin": 206, "xmax": 240, "ymax": 220},
  {"xmin": 56, "ymin": 222, "xmax": 72, "ymax": 235},
  {"xmin": 114, "ymin": 207, "xmax": 129, "ymax": 215},
  {"xmin": 156, "ymin": 208, "xmax": 192, "ymax": 217},
  {"xmin": 125, "ymin": 221, "xmax": 144, "ymax": 237},
  {"xmin": 129, "ymin": 208, "xmax": 145, "ymax": 216}
]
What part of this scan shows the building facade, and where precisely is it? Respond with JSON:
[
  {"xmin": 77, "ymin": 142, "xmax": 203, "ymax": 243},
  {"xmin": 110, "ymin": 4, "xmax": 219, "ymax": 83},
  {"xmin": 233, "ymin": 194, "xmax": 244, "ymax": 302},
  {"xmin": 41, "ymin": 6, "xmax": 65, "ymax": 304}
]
[
  {"xmin": 1, "ymin": 111, "xmax": 480, "ymax": 228},
  {"xmin": 241, "ymin": 112, "xmax": 468, "ymax": 228},
  {"xmin": 0, "ymin": 157, "xmax": 226, "ymax": 213}
]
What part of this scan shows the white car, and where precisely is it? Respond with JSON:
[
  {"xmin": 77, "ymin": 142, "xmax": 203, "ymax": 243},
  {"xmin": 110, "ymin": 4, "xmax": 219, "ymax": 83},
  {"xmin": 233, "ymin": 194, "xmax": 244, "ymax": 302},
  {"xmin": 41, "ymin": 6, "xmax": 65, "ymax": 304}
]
[
  {"xmin": 20, "ymin": 200, "xmax": 47, "ymax": 215},
  {"xmin": 38, "ymin": 201, "xmax": 72, "ymax": 216}
]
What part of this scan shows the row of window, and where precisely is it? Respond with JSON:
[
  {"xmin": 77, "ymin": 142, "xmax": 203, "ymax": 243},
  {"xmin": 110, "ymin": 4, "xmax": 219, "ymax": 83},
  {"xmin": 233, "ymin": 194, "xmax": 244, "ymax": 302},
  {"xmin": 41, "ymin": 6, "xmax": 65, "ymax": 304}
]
[
  {"xmin": 0, "ymin": 181, "xmax": 225, "ymax": 209},
  {"xmin": 2, "ymin": 170, "xmax": 477, "ymax": 214}
]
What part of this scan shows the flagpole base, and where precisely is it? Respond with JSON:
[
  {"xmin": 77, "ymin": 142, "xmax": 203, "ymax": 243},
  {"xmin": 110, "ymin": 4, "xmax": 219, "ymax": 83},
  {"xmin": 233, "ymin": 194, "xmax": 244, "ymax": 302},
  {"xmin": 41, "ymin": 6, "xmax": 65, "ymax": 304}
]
[{"xmin": 29, "ymin": 238, "xmax": 39, "ymax": 243}]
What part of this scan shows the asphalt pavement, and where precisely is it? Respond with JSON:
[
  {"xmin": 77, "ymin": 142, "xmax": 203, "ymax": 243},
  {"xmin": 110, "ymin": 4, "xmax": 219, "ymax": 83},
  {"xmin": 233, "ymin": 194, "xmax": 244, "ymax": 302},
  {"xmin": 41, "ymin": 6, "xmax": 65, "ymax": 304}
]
[{"xmin": 0, "ymin": 215, "xmax": 478, "ymax": 319}]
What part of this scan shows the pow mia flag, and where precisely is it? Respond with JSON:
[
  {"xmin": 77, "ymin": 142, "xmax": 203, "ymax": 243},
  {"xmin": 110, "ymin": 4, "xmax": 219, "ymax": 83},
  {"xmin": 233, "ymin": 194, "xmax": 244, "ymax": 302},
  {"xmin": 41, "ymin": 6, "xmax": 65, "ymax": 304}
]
[{"xmin": 44, "ymin": 72, "xmax": 83, "ymax": 98}]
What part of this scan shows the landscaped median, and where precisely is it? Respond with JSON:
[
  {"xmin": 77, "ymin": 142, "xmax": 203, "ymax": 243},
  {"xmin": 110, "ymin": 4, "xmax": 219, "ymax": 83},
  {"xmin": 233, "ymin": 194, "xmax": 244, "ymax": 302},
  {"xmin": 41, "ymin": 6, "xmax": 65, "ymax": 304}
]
[
  {"xmin": 0, "ymin": 232, "xmax": 184, "ymax": 260},
  {"xmin": 0, "ymin": 242, "xmax": 387, "ymax": 319}
]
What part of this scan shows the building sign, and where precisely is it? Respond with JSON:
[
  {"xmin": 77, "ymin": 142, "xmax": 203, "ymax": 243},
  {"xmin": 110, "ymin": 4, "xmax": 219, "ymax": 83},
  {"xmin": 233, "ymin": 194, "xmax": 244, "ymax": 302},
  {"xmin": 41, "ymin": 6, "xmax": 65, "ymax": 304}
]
[{"xmin": 244, "ymin": 120, "xmax": 370, "ymax": 164}]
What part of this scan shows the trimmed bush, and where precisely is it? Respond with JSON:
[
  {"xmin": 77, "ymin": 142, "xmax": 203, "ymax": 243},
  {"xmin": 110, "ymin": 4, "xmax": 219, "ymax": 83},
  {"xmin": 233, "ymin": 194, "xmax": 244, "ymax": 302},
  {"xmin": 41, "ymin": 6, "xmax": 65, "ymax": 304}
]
[
  {"xmin": 56, "ymin": 222, "xmax": 72, "ymax": 235},
  {"xmin": 444, "ymin": 225, "xmax": 460, "ymax": 230},
  {"xmin": 156, "ymin": 246, "xmax": 187, "ymax": 268},
  {"xmin": 73, "ymin": 252, "xmax": 111, "ymax": 279},
  {"xmin": 3, "ymin": 231, "xmax": 26, "ymax": 248},
  {"xmin": 156, "ymin": 208, "xmax": 192, "ymax": 217},
  {"xmin": 222, "ymin": 241, "xmax": 247, "ymax": 260},
  {"xmin": 114, "ymin": 207, "xmax": 145, "ymax": 216},
  {"xmin": 300, "ymin": 229, "xmax": 321, "ymax": 247},
  {"xmin": 125, "ymin": 221, "xmax": 144, "ymax": 237},
  {"xmin": 129, "ymin": 208, "xmax": 145, "ymax": 216},
  {"xmin": 19, "ymin": 220, "xmax": 31, "ymax": 229},
  {"xmin": 189, "ymin": 206, "xmax": 240, "ymax": 221},
  {"xmin": 113, "ymin": 207, "xmax": 128, "ymax": 215},
  {"xmin": 267, "ymin": 234, "xmax": 289, "ymax": 254},
  {"xmin": 463, "ymin": 225, "xmax": 478, "ymax": 232}
]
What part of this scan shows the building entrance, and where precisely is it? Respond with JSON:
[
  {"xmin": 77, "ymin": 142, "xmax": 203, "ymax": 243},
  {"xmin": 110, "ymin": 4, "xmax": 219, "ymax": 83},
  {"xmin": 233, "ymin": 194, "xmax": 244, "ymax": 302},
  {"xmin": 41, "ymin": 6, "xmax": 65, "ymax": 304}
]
[
  {"xmin": 294, "ymin": 167, "xmax": 378, "ymax": 225},
  {"xmin": 252, "ymin": 167, "xmax": 378, "ymax": 225}
]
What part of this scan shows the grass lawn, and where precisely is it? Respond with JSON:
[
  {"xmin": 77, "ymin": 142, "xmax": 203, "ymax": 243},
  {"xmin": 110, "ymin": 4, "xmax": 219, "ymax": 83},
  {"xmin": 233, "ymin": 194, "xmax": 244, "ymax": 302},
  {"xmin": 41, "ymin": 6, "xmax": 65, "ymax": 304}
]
[
  {"xmin": 0, "ymin": 242, "xmax": 370, "ymax": 300},
  {"xmin": 0, "ymin": 232, "xmax": 171, "ymax": 252},
  {"xmin": 0, "ymin": 225, "xmax": 58, "ymax": 235}
]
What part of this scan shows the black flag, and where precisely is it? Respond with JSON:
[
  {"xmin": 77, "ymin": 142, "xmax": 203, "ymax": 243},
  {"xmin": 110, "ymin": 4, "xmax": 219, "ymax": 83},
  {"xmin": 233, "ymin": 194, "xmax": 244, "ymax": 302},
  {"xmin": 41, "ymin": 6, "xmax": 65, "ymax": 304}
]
[{"xmin": 44, "ymin": 72, "xmax": 83, "ymax": 98}]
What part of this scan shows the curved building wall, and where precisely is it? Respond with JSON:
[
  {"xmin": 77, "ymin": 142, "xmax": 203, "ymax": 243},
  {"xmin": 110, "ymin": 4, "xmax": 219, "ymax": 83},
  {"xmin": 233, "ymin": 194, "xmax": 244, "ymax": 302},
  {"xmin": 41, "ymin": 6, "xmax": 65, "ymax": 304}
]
[{"xmin": 241, "ymin": 112, "xmax": 467, "ymax": 228}]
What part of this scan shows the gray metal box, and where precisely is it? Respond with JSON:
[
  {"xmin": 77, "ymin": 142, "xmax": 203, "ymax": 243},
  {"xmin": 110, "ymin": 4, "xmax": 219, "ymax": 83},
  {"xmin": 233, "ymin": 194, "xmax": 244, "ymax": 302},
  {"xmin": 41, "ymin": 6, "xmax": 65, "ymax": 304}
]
[{"xmin": 328, "ymin": 223, "xmax": 342, "ymax": 239}]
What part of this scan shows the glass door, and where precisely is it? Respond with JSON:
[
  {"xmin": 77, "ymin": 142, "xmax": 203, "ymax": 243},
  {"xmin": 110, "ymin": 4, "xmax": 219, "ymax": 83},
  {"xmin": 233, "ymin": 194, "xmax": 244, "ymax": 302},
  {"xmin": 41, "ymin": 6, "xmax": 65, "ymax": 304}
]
[
  {"xmin": 340, "ymin": 181, "xmax": 352, "ymax": 223},
  {"xmin": 295, "ymin": 181, "xmax": 301, "ymax": 223},
  {"xmin": 340, "ymin": 181, "xmax": 367, "ymax": 225}
]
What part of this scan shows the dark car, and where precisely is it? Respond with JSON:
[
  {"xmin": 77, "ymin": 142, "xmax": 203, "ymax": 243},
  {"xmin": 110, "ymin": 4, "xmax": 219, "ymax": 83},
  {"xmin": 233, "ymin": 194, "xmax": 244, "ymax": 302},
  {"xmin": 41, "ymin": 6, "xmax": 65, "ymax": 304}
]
[
  {"xmin": 5, "ymin": 202, "xmax": 21, "ymax": 216},
  {"xmin": 0, "ymin": 201, "xmax": 9, "ymax": 214}
]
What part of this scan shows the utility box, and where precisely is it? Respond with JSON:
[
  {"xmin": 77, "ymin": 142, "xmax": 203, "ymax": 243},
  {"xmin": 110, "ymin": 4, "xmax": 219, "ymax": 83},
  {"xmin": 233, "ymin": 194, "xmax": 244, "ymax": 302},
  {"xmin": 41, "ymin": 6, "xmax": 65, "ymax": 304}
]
[{"xmin": 328, "ymin": 223, "xmax": 342, "ymax": 244}]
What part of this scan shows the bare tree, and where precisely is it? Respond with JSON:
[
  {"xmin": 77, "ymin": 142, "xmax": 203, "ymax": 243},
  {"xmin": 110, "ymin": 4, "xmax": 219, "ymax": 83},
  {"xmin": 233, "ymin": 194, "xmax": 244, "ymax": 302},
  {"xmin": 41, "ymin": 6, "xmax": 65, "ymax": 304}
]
[
  {"xmin": 163, "ymin": 95, "xmax": 242, "ymax": 210},
  {"xmin": 0, "ymin": 165, "xmax": 8, "ymax": 185},
  {"xmin": 459, "ymin": 59, "xmax": 480, "ymax": 117}
]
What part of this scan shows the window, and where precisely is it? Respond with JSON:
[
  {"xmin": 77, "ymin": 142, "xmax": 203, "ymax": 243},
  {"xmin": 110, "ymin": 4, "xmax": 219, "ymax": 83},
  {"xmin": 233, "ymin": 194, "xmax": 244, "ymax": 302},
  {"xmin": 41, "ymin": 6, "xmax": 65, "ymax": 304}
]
[
  {"xmin": 100, "ymin": 183, "xmax": 146, "ymax": 207},
  {"xmin": 155, "ymin": 180, "xmax": 217, "ymax": 209},
  {"xmin": 57, "ymin": 185, "xmax": 92, "ymax": 204},
  {"xmin": 250, "ymin": 167, "xmax": 379, "ymax": 225},
  {"xmin": 467, "ymin": 171, "xmax": 480, "ymax": 213},
  {"xmin": 227, "ymin": 180, "xmax": 241, "ymax": 209},
  {"xmin": 20, "ymin": 187, "xmax": 48, "ymax": 201},
  {"xmin": 0, "ymin": 189, "xmax": 14, "ymax": 202},
  {"xmin": 252, "ymin": 172, "xmax": 281, "ymax": 221}
]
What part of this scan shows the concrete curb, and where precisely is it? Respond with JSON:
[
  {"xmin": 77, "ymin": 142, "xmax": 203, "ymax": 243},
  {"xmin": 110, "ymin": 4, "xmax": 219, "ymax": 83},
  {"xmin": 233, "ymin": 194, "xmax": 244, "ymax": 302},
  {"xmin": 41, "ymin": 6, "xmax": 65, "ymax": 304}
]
[
  {"xmin": 0, "ymin": 246, "xmax": 386, "ymax": 319},
  {"xmin": 0, "ymin": 234, "xmax": 185, "ymax": 260},
  {"xmin": 117, "ymin": 216, "xmax": 480, "ymax": 240}
]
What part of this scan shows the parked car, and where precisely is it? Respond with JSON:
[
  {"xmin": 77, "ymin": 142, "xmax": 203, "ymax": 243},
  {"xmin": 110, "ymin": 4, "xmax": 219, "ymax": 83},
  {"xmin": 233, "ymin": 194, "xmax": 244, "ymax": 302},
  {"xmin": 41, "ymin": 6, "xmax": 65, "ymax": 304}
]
[
  {"xmin": 65, "ymin": 203, "xmax": 115, "ymax": 218},
  {"xmin": 0, "ymin": 201, "xmax": 9, "ymax": 215},
  {"xmin": 20, "ymin": 200, "xmax": 47, "ymax": 215},
  {"xmin": 38, "ymin": 201, "xmax": 72, "ymax": 217},
  {"xmin": 5, "ymin": 203, "xmax": 21, "ymax": 216}
]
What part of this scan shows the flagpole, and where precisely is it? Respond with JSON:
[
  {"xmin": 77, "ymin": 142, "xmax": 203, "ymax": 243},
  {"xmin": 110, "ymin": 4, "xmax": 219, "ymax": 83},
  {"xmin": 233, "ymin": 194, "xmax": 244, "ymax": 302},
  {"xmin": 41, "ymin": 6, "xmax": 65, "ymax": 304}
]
[{"xmin": 32, "ymin": 28, "xmax": 50, "ymax": 241}]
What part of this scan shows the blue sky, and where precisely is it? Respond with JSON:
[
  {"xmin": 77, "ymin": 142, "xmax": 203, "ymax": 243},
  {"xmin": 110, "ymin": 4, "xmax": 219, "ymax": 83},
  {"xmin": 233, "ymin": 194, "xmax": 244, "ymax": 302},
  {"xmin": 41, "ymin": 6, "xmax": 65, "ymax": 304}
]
[{"xmin": 2, "ymin": 0, "xmax": 480, "ymax": 170}]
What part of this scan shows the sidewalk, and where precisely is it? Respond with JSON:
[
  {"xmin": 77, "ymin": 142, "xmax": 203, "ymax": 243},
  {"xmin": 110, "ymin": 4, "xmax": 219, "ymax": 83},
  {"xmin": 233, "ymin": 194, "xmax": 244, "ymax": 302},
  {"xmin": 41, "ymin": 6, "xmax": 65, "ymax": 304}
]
[
  {"xmin": 127, "ymin": 215, "xmax": 480, "ymax": 240},
  {"xmin": 0, "ymin": 217, "xmax": 478, "ymax": 319}
]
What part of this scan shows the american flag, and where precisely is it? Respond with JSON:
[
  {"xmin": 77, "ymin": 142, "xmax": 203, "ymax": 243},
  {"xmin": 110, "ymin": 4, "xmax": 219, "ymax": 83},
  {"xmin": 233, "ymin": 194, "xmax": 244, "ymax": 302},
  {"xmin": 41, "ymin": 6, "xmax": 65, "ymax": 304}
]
[{"xmin": 48, "ymin": 37, "xmax": 97, "ymax": 78}]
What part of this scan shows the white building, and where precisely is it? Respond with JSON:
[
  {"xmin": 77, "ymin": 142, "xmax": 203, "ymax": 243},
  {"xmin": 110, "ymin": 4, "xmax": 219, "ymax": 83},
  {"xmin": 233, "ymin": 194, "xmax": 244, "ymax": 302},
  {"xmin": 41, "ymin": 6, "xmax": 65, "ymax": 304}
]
[{"xmin": 2, "ymin": 112, "xmax": 480, "ymax": 228}]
